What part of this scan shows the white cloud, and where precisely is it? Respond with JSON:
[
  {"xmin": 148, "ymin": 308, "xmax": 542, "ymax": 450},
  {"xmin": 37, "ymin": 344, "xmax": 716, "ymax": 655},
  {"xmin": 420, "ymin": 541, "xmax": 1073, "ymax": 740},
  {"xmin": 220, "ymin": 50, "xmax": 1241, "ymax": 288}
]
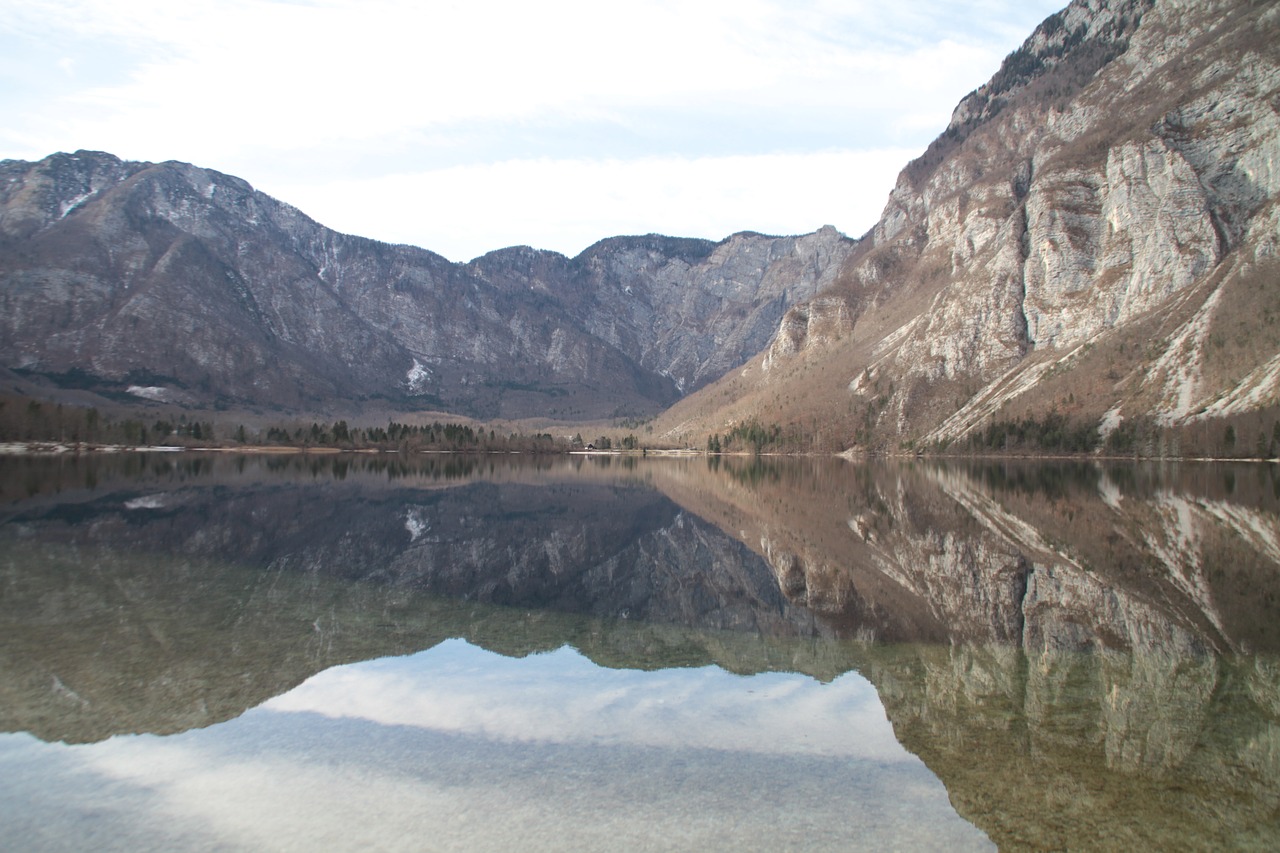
[{"xmin": 1, "ymin": 0, "xmax": 1067, "ymax": 258}]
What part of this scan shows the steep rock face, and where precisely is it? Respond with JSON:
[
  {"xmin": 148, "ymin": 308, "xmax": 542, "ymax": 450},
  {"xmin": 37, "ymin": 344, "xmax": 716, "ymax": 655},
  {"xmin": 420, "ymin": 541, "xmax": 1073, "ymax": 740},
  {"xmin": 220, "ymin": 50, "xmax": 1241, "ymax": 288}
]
[
  {"xmin": 579, "ymin": 228, "xmax": 855, "ymax": 392},
  {"xmin": 0, "ymin": 152, "xmax": 853, "ymax": 418},
  {"xmin": 468, "ymin": 227, "xmax": 855, "ymax": 394},
  {"xmin": 665, "ymin": 0, "xmax": 1280, "ymax": 450},
  {"xmin": 1020, "ymin": 135, "xmax": 1221, "ymax": 350}
]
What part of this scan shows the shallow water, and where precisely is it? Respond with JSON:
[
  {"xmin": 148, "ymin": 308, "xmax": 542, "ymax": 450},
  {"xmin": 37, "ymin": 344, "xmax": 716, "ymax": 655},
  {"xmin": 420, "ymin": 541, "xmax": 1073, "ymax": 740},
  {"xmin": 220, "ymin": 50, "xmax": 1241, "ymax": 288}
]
[{"xmin": 2, "ymin": 453, "xmax": 1279, "ymax": 850}]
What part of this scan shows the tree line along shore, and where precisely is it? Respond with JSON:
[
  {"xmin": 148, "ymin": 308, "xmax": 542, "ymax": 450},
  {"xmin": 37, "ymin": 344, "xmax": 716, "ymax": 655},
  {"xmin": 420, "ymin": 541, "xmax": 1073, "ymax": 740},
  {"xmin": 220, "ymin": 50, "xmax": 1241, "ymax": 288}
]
[{"xmin": 5, "ymin": 392, "xmax": 1280, "ymax": 461}]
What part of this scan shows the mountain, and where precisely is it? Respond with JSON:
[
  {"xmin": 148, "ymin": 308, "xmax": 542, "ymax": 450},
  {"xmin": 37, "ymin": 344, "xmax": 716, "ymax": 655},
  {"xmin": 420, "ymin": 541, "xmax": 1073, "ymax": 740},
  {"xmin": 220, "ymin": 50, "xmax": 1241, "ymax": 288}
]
[
  {"xmin": 0, "ymin": 153, "xmax": 854, "ymax": 419},
  {"xmin": 3, "ymin": 0, "xmax": 1274, "ymax": 447},
  {"xmin": 656, "ymin": 0, "xmax": 1280, "ymax": 454}
]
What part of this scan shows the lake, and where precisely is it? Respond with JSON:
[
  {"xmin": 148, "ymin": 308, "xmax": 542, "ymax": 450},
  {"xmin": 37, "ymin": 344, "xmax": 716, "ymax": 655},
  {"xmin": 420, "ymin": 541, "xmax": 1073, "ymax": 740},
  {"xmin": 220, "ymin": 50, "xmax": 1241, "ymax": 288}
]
[{"xmin": 2, "ymin": 452, "xmax": 1278, "ymax": 850}]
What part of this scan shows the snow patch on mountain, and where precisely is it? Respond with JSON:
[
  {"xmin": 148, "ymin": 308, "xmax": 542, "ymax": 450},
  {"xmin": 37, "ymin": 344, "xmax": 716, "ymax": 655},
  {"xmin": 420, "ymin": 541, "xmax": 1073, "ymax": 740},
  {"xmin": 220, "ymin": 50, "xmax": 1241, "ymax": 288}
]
[
  {"xmin": 58, "ymin": 191, "xmax": 93, "ymax": 219},
  {"xmin": 405, "ymin": 358, "xmax": 432, "ymax": 393}
]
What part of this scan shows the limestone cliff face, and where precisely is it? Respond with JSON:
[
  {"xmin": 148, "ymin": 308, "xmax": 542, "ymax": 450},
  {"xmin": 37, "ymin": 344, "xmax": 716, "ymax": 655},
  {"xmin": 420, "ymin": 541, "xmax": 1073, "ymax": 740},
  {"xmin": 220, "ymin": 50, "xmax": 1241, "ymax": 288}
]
[
  {"xmin": 761, "ymin": 296, "xmax": 857, "ymax": 372},
  {"xmin": 470, "ymin": 227, "xmax": 855, "ymax": 396},
  {"xmin": 666, "ymin": 0, "xmax": 1280, "ymax": 450},
  {"xmin": 0, "ymin": 152, "xmax": 853, "ymax": 418}
]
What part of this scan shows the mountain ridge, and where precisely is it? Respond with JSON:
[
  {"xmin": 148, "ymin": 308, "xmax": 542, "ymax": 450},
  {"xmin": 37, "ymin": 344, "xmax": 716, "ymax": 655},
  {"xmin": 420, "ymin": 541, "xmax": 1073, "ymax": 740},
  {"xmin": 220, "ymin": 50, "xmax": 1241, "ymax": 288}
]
[{"xmin": 0, "ymin": 149, "xmax": 855, "ymax": 420}]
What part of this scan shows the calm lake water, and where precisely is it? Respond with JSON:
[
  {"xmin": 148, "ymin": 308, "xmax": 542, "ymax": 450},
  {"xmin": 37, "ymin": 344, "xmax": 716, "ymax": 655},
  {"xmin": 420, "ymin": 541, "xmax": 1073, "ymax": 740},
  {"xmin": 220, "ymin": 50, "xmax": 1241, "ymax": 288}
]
[{"xmin": 2, "ymin": 452, "xmax": 1279, "ymax": 851}]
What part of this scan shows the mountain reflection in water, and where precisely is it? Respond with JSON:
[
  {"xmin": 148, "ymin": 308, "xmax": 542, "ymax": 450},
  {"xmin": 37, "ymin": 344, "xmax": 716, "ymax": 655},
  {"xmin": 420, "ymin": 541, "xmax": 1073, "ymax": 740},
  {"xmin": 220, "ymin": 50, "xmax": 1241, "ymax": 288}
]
[{"xmin": 2, "ymin": 452, "xmax": 1279, "ymax": 850}]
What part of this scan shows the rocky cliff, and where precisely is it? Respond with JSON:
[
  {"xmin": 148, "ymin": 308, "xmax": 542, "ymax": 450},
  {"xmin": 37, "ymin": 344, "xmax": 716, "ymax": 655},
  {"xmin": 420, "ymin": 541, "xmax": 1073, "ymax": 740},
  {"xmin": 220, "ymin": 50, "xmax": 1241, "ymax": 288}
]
[
  {"xmin": 0, "ymin": 152, "xmax": 853, "ymax": 419},
  {"xmin": 658, "ymin": 0, "xmax": 1280, "ymax": 452}
]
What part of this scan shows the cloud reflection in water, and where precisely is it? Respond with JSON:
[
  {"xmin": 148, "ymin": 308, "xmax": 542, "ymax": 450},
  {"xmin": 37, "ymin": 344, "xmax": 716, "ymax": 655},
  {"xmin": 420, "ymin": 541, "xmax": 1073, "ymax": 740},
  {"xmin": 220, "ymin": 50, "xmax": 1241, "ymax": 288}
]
[
  {"xmin": 264, "ymin": 639, "xmax": 910, "ymax": 759},
  {"xmin": 5, "ymin": 640, "xmax": 994, "ymax": 852}
]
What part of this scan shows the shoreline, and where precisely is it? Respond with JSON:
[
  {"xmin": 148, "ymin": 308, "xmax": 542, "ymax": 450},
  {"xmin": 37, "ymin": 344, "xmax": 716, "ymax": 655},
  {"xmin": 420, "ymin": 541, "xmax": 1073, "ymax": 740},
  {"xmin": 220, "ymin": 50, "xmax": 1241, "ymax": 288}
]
[{"xmin": 1, "ymin": 440, "xmax": 1274, "ymax": 464}]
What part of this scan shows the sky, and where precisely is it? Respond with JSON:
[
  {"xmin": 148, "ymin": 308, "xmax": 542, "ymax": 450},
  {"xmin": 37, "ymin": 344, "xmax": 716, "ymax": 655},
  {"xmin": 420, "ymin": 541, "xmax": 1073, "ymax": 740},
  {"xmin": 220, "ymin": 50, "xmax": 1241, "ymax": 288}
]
[{"xmin": 2, "ymin": 0, "xmax": 1065, "ymax": 262}]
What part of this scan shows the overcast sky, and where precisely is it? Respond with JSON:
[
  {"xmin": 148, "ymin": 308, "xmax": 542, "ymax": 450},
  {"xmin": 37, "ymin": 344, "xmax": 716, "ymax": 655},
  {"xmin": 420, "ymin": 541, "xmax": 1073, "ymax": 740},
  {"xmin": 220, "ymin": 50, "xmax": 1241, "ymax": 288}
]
[{"xmin": 2, "ymin": 0, "xmax": 1065, "ymax": 262}]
